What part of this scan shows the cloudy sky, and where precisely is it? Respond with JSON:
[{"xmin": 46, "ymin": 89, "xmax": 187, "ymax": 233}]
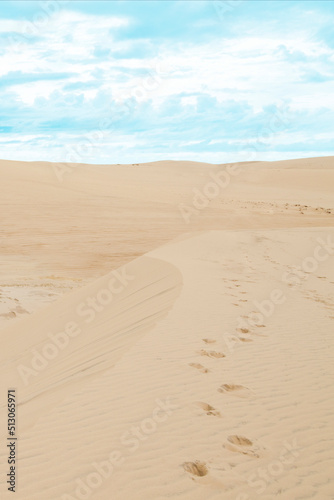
[{"xmin": 0, "ymin": 0, "xmax": 333, "ymax": 164}]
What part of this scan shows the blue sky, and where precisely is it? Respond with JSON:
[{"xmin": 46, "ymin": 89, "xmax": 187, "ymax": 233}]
[{"xmin": 0, "ymin": 0, "xmax": 333, "ymax": 164}]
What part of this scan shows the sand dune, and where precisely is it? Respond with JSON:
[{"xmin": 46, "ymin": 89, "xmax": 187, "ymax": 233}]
[
  {"xmin": 0, "ymin": 228, "xmax": 334, "ymax": 499},
  {"xmin": 0, "ymin": 255, "xmax": 182, "ymax": 426},
  {"xmin": 0, "ymin": 156, "xmax": 333, "ymax": 325},
  {"xmin": 0, "ymin": 156, "xmax": 333, "ymax": 499}
]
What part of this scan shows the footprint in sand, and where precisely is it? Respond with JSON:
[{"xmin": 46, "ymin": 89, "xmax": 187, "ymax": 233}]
[
  {"xmin": 183, "ymin": 460, "xmax": 208, "ymax": 477},
  {"xmin": 228, "ymin": 435, "xmax": 253, "ymax": 446},
  {"xmin": 223, "ymin": 435, "xmax": 264, "ymax": 458},
  {"xmin": 183, "ymin": 460, "xmax": 240, "ymax": 488},
  {"xmin": 239, "ymin": 323, "xmax": 267, "ymax": 336},
  {"xmin": 0, "ymin": 311, "xmax": 17, "ymax": 319},
  {"xmin": 236, "ymin": 328, "xmax": 253, "ymax": 341},
  {"xmin": 189, "ymin": 363, "xmax": 210, "ymax": 373},
  {"xmin": 218, "ymin": 383, "xmax": 252, "ymax": 398},
  {"xmin": 194, "ymin": 402, "xmax": 221, "ymax": 417},
  {"xmin": 199, "ymin": 349, "xmax": 225, "ymax": 359},
  {"xmin": 237, "ymin": 327, "xmax": 250, "ymax": 334},
  {"xmin": 202, "ymin": 338, "xmax": 216, "ymax": 344}
]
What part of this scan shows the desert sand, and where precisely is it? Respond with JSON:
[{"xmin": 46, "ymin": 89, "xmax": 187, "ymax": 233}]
[{"xmin": 0, "ymin": 156, "xmax": 333, "ymax": 499}]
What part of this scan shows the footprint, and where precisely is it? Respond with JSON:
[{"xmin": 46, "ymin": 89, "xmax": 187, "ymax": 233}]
[
  {"xmin": 228, "ymin": 435, "xmax": 253, "ymax": 446},
  {"xmin": 183, "ymin": 460, "xmax": 235, "ymax": 489},
  {"xmin": 241, "ymin": 320, "xmax": 266, "ymax": 333},
  {"xmin": 218, "ymin": 384, "xmax": 251, "ymax": 398},
  {"xmin": 202, "ymin": 338, "xmax": 216, "ymax": 344},
  {"xmin": 189, "ymin": 363, "xmax": 209, "ymax": 373},
  {"xmin": 199, "ymin": 349, "xmax": 225, "ymax": 359},
  {"xmin": 237, "ymin": 328, "xmax": 250, "ymax": 334},
  {"xmin": 239, "ymin": 337, "xmax": 253, "ymax": 342},
  {"xmin": 1, "ymin": 311, "xmax": 16, "ymax": 319},
  {"xmin": 194, "ymin": 402, "xmax": 221, "ymax": 417},
  {"xmin": 223, "ymin": 435, "xmax": 263, "ymax": 458},
  {"xmin": 183, "ymin": 461, "xmax": 208, "ymax": 477}
]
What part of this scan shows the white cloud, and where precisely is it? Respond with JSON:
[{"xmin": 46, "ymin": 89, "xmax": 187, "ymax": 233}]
[{"xmin": 0, "ymin": 4, "xmax": 333, "ymax": 163}]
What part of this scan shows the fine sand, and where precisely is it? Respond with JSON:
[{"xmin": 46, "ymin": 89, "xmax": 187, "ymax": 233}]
[{"xmin": 0, "ymin": 157, "xmax": 333, "ymax": 499}]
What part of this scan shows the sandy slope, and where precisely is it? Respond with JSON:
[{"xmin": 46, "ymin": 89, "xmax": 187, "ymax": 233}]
[
  {"xmin": 0, "ymin": 156, "xmax": 333, "ymax": 499},
  {"xmin": 0, "ymin": 156, "xmax": 333, "ymax": 326},
  {"xmin": 0, "ymin": 228, "xmax": 334, "ymax": 499}
]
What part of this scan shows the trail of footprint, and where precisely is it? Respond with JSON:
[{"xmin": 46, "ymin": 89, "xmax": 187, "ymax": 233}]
[
  {"xmin": 189, "ymin": 362, "xmax": 210, "ymax": 373},
  {"xmin": 223, "ymin": 435, "xmax": 264, "ymax": 458},
  {"xmin": 218, "ymin": 384, "xmax": 252, "ymax": 398},
  {"xmin": 194, "ymin": 402, "xmax": 221, "ymax": 417},
  {"xmin": 199, "ymin": 349, "xmax": 225, "ymax": 359},
  {"xmin": 238, "ymin": 322, "xmax": 267, "ymax": 336}
]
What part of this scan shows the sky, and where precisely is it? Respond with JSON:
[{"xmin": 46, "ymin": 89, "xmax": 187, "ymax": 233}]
[{"xmin": 0, "ymin": 0, "xmax": 333, "ymax": 164}]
